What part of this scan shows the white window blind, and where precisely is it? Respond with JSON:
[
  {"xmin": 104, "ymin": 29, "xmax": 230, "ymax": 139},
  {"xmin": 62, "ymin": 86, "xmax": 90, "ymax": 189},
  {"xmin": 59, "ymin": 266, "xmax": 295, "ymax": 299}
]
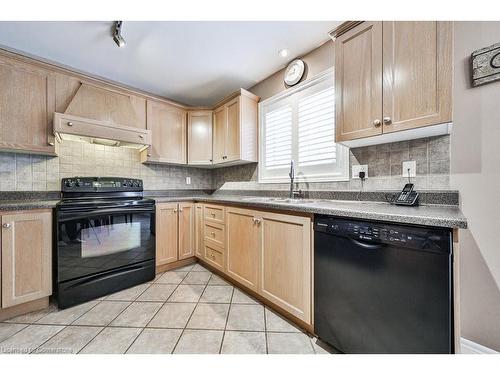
[
  {"xmin": 259, "ymin": 69, "xmax": 349, "ymax": 183},
  {"xmin": 264, "ymin": 105, "xmax": 292, "ymax": 170}
]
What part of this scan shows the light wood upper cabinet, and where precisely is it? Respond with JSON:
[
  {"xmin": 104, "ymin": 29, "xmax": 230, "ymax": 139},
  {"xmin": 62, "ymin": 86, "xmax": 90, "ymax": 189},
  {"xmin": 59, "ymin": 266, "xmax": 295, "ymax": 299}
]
[
  {"xmin": 212, "ymin": 89, "xmax": 259, "ymax": 165},
  {"xmin": 225, "ymin": 97, "xmax": 241, "ymax": 162},
  {"xmin": 142, "ymin": 100, "xmax": 187, "ymax": 164},
  {"xmin": 1, "ymin": 210, "xmax": 52, "ymax": 308},
  {"xmin": 0, "ymin": 56, "xmax": 56, "ymax": 155},
  {"xmin": 382, "ymin": 21, "xmax": 452, "ymax": 133},
  {"xmin": 259, "ymin": 212, "xmax": 312, "ymax": 324},
  {"xmin": 335, "ymin": 21, "xmax": 383, "ymax": 141},
  {"xmin": 334, "ymin": 21, "xmax": 452, "ymax": 143},
  {"xmin": 178, "ymin": 203, "xmax": 195, "ymax": 260},
  {"xmin": 188, "ymin": 110, "xmax": 213, "ymax": 165},
  {"xmin": 212, "ymin": 105, "xmax": 227, "ymax": 164},
  {"xmin": 225, "ymin": 207, "xmax": 260, "ymax": 292},
  {"xmin": 155, "ymin": 203, "xmax": 179, "ymax": 266}
]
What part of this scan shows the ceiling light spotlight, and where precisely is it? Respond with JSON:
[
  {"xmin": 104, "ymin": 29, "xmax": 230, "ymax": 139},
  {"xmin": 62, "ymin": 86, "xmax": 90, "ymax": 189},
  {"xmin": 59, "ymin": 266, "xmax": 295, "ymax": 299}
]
[
  {"xmin": 278, "ymin": 48, "xmax": 289, "ymax": 58},
  {"xmin": 113, "ymin": 21, "xmax": 126, "ymax": 48}
]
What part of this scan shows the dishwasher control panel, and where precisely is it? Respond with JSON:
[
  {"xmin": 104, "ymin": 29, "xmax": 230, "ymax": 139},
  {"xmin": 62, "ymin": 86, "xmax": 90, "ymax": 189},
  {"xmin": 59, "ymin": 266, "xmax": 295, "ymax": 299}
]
[{"xmin": 314, "ymin": 215, "xmax": 452, "ymax": 253}]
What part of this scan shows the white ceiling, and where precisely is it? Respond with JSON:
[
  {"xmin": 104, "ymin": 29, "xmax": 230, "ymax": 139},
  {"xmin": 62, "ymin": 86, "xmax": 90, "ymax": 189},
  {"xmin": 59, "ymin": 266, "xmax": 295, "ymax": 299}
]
[{"xmin": 0, "ymin": 21, "xmax": 340, "ymax": 106}]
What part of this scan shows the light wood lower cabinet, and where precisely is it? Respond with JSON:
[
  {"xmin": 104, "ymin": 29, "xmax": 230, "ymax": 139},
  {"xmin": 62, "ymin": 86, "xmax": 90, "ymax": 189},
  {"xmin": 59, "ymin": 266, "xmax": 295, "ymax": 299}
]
[
  {"xmin": 225, "ymin": 207, "xmax": 260, "ymax": 292},
  {"xmin": 194, "ymin": 204, "xmax": 204, "ymax": 259},
  {"xmin": 156, "ymin": 202, "xmax": 194, "ymax": 267},
  {"xmin": 1, "ymin": 210, "xmax": 52, "ymax": 308},
  {"xmin": 196, "ymin": 204, "xmax": 312, "ymax": 324},
  {"xmin": 204, "ymin": 243, "xmax": 224, "ymax": 271},
  {"xmin": 259, "ymin": 212, "xmax": 312, "ymax": 323},
  {"xmin": 156, "ymin": 203, "xmax": 179, "ymax": 266},
  {"xmin": 178, "ymin": 203, "xmax": 195, "ymax": 260}
]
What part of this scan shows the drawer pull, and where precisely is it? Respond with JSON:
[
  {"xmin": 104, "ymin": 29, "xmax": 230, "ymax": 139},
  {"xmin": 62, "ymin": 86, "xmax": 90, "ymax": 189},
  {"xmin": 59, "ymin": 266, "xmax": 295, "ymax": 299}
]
[
  {"xmin": 211, "ymin": 231, "xmax": 215, "ymax": 236},
  {"xmin": 67, "ymin": 122, "xmax": 73, "ymax": 126},
  {"xmin": 211, "ymin": 212, "xmax": 216, "ymax": 217}
]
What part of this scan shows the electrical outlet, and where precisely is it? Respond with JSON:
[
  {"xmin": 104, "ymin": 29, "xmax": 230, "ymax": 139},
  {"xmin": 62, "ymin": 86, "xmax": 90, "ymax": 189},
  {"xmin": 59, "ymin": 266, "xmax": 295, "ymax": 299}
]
[
  {"xmin": 402, "ymin": 161, "xmax": 416, "ymax": 178},
  {"xmin": 352, "ymin": 164, "xmax": 368, "ymax": 179},
  {"xmin": 186, "ymin": 176, "xmax": 191, "ymax": 185}
]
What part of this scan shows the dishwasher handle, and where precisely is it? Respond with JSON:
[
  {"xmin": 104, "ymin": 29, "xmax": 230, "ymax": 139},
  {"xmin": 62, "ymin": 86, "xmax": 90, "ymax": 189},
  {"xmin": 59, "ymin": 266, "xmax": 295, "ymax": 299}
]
[{"xmin": 349, "ymin": 237, "xmax": 387, "ymax": 250}]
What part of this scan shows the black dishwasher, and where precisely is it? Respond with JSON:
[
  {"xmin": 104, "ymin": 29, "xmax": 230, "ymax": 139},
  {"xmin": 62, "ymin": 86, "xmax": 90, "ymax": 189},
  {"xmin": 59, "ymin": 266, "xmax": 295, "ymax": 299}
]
[{"xmin": 314, "ymin": 215, "xmax": 454, "ymax": 354}]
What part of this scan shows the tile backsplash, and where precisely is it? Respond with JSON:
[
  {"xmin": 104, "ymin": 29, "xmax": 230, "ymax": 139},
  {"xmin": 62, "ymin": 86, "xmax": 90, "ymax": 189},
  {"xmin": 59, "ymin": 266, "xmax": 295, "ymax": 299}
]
[
  {"xmin": 213, "ymin": 135, "xmax": 451, "ymax": 192},
  {"xmin": 0, "ymin": 135, "xmax": 450, "ymax": 192},
  {"xmin": 0, "ymin": 140, "xmax": 212, "ymax": 191}
]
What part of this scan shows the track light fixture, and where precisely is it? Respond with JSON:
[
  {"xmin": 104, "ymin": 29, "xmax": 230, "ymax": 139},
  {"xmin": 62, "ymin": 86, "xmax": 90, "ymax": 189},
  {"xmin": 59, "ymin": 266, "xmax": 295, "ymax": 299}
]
[{"xmin": 113, "ymin": 21, "xmax": 126, "ymax": 48}]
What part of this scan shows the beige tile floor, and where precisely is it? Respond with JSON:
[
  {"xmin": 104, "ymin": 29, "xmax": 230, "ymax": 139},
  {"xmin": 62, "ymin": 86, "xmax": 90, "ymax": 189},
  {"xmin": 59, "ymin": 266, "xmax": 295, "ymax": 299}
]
[{"xmin": 0, "ymin": 263, "xmax": 330, "ymax": 354}]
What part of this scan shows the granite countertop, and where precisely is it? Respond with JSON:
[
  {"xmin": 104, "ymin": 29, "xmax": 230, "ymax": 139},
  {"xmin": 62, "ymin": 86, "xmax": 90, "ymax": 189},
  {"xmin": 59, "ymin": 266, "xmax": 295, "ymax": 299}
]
[
  {"xmin": 152, "ymin": 195, "xmax": 467, "ymax": 229},
  {"xmin": 0, "ymin": 193, "xmax": 467, "ymax": 229},
  {"xmin": 0, "ymin": 199, "xmax": 60, "ymax": 211}
]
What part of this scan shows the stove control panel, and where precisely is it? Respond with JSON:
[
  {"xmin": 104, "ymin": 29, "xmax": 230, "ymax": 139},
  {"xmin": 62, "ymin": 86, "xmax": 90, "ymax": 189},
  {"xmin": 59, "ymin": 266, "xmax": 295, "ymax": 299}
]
[{"xmin": 61, "ymin": 177, "xmax": 143, "ymax": 192}]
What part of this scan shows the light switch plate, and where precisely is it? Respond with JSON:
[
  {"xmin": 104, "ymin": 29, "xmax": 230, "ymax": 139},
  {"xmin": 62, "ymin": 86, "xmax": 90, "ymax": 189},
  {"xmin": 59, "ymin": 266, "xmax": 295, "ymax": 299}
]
[
  {"xmin": 402, "ymin": 161, "xmax": 416, "ymax": 178},
  {"xmin": 186, "ymin": 176, "xmax": 191, "ymax": 185},
  {"xmin": 352, "ymin": 164, "xmax": 368, "ymax": 179}
]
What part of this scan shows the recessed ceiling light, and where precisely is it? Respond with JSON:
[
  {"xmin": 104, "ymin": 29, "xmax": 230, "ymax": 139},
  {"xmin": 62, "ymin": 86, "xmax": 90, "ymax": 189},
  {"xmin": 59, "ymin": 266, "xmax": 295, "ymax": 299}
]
[{"xmin": 278, "ymin": 49, "xmax": 290, "ymax": 58}]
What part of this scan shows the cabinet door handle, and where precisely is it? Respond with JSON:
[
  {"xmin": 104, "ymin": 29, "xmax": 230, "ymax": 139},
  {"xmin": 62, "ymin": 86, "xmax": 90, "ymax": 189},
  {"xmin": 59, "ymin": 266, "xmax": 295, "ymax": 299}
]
[
  {"xmin": 179, "ymin": 208, "xmax": 183, "ymax": 213},
  {"xmin": 3, "ymin": 223, "xmax": 11, "ymax": 228},
  {"xmin": 174, "ymin": 209, "xmax": 178, "ymax": 213},
  {"xmin": 383, "ymin": 117, "xmax": 392, "ymax": 125},
  {"xmin": 373, "ymin": 119, "xmax": 381, "ymax": 127},
  {"xmin": 138, "ymin": 134, "xmax": 144, "ymax": 139},
  {"xmin": 67, "ymin": 122, "xmax": 73, "ymax": 126},
  {"xmin": 211, "ymin": 231, "xmax": 215, "ymax": 236}
]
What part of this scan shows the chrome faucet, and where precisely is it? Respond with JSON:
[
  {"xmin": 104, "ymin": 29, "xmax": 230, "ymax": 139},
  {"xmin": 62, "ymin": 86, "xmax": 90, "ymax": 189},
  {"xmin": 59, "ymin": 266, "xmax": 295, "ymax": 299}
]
[{"xmin": 289, "ymin": 160, "xmax": 302, "ymax": 199}]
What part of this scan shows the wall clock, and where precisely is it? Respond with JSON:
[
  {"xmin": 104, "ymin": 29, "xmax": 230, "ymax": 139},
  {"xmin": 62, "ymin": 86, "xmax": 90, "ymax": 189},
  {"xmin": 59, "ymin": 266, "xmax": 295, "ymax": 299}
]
[{"xmin": 284, "ymin": 59, "xmax": 305, "ymax": 86}]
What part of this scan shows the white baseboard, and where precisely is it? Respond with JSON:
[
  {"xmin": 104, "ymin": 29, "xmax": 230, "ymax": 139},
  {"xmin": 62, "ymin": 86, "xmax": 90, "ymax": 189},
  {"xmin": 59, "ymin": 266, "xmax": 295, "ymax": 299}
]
[{"xmin": 460, "ymin": 337, "xmax": 498, "ymax": 354}]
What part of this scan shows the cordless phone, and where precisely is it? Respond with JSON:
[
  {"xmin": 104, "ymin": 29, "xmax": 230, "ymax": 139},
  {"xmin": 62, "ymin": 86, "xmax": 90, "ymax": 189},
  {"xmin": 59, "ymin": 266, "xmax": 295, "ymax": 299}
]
[{"xmin": 394, "ymin": 183, "xmax": 419, "ymax": 206}]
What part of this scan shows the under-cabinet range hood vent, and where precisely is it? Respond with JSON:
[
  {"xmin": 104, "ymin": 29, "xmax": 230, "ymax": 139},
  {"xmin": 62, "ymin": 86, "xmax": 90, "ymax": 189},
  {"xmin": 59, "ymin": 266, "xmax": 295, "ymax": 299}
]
[{"xmin": 53, "ymin": 84, "xmax": 151, "ymax": 150}]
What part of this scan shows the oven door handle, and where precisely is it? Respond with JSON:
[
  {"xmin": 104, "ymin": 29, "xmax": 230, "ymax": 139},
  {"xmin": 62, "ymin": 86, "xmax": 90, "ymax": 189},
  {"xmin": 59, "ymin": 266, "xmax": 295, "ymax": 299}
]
[{"xmin": 58, "ymin": 207, "xmax": 155, "ymax": 221}]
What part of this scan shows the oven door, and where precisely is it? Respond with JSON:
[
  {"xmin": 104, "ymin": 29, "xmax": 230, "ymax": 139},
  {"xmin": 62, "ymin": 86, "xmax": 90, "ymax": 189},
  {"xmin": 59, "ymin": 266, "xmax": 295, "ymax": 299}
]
[{"xmin": 56, "ymin": 206, "xmax": 155, "ymax": 283}]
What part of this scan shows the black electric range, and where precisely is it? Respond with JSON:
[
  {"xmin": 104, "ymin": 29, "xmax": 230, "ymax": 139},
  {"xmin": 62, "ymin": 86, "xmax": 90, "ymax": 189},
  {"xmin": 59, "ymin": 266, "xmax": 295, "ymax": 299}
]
[{"xmin": 55, "ymin": 177, "xmax": 156, "ymax": 308}]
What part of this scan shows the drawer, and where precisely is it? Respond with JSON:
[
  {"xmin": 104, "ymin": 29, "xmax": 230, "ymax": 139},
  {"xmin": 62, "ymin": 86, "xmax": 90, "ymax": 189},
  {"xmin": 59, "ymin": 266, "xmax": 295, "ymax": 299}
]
[
  {"xmin": 204, "ymin": 222, "xmax": 225, "ymax": 248},
  {"xmin": 204, "ymin": 244, "xmax": 223, "ymax": 270},
  {"xmin": 204, "ymin": 205, "xmax": 225, "ymax": 224}
]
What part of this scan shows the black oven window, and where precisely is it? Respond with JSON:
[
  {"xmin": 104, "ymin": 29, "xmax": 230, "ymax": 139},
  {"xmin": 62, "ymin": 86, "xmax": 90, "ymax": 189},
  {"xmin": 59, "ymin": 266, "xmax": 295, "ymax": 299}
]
[{"xmin": 58, "ymin": 212, "xmax": 154, "ymax": 282}]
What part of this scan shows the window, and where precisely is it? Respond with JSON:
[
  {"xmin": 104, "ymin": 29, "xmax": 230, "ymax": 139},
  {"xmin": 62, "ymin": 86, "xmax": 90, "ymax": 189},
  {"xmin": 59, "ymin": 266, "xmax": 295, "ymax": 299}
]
[{"xmin": 259, "ymin": 69, "xmax": 349, "ymax": 183}]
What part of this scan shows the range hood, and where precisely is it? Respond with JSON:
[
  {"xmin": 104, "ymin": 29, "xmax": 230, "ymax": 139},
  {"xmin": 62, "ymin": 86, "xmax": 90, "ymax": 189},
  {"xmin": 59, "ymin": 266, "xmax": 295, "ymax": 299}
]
[{"xmin": 53, "ymin": 84, "xmax": 151, "ymax": 150}]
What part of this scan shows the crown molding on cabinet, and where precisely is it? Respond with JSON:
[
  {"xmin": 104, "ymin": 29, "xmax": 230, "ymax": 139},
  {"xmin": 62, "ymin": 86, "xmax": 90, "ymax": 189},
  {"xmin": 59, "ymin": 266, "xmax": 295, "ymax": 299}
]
[
  {"xmin": 328, "ymin": 21, "xmax": 364, "ymax": 40},
  {"xmin": 0, "ymin": 45, "xmax": 214, "ymax": 111}
]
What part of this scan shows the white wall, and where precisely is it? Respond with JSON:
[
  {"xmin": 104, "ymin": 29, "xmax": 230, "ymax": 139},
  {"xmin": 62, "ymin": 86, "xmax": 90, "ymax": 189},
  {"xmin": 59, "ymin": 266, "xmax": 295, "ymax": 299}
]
[{"xmin": 451, "ymin": 21, "xmax": 500, "ymax": 351}]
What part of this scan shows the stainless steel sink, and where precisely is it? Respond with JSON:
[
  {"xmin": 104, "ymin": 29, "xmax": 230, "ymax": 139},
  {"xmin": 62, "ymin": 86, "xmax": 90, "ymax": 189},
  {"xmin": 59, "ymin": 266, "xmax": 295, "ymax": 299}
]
[
  {"xmin": 240, "ymin": 197, "xmax": 322, "ymax": 204},
  {"xmin": 240, "ymin": 197, "xmax": 270, "ymax": 202},
  {"xmin": 269, "ymin": 198, "xmax": 321, "ymax": 204}
]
